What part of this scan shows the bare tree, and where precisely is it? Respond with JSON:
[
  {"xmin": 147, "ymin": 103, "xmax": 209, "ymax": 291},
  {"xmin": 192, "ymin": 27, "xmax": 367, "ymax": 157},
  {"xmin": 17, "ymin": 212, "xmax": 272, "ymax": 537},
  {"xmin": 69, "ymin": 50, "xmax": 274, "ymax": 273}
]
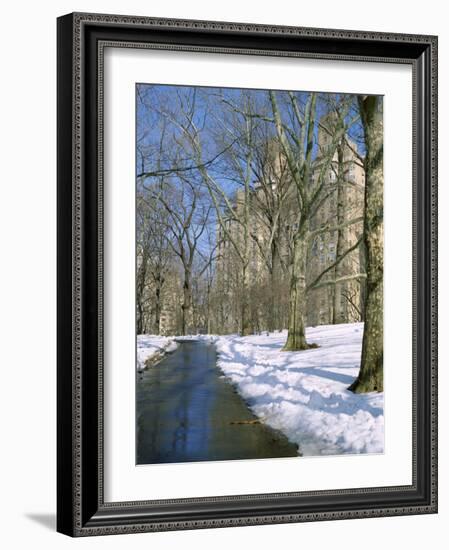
[
  {"xmin": 136, "ymin": 190, "xmax": 173, "ymax": 334},
  {"xmin": 248, "ymin": 136, "xmax": 292, "ymax": 331},
  {"xmin": 192, "ymin": 224, "xmax": 220, "ymax": 333},
  {"xmin": 135, "ymin": 84, "xmax": 373, "ymax": 344},
  {"xmin": 269, "ymin": 91, "xmax": 363, "ymax": 350},
  {"xmin": 138, "ymin": 87, "xmax": 217, "ymax": 335},
  {"xmin": 142, "ymin": 176, "xmax": 211, "ymax": 335},
  {"xmin": 349, "ymin": 96, "xmax": 384, "ymax": 393},
  {"xmin": 179, "ymin": 90, "xmax": 259, "ymax": 335}
]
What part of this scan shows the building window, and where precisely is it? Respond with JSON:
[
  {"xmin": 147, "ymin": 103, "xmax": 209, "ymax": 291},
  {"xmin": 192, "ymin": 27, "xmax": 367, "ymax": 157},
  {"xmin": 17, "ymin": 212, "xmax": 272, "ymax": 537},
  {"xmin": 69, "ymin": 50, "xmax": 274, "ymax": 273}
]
[{"xmin": 348, "ymin": 162, "xmax": 355, "ymax": 181}]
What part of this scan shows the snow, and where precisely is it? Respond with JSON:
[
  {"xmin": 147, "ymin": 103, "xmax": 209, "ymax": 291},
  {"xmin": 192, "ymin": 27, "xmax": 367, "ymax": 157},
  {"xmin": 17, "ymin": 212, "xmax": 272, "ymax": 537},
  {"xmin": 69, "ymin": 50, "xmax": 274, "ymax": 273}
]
[
  {"xmin": 136, "ymin": 323, "xmax": 384, "ymax": 456},
  {"xmin": 214, "ymin": 323, "xmax": 384, "ymax": 456},
  {"xmin": 136, "ymin": 335, "xmax": 178, "ymax": 371},
  {"xmin": 174, "ymin": 334, "xmax": 218, "ymax": 343}
]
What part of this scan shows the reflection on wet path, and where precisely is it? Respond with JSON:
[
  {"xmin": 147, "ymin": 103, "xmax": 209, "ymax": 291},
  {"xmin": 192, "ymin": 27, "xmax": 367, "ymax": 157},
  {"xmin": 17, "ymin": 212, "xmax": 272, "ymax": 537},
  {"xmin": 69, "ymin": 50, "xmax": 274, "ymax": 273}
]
[{"xmin": 137, "ymin": 341, "xmax": 298, "ymax": 464}]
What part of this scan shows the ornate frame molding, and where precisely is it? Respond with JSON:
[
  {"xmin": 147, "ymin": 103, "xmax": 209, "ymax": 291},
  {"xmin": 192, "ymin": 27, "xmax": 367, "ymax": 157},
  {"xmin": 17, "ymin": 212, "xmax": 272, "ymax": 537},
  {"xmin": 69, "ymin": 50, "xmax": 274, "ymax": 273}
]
[{"xmin": 57, "ymin": 12, "xmax": 438, "ymax": 537}]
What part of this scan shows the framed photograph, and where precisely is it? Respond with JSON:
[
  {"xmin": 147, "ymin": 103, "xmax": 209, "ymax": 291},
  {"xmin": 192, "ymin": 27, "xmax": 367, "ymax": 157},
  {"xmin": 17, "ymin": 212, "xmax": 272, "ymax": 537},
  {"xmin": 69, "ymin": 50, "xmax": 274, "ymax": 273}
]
[{"xmin": 57, "ymin": 12, "xmax": 438, "ymax": 536}]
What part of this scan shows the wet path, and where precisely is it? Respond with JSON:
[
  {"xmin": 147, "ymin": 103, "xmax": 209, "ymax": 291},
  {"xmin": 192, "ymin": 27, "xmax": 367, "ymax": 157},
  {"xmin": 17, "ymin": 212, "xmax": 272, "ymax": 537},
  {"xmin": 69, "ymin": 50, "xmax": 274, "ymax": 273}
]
[{"xmin": 137, "ymin": 340, "xmax": 298, "ymax": 464}]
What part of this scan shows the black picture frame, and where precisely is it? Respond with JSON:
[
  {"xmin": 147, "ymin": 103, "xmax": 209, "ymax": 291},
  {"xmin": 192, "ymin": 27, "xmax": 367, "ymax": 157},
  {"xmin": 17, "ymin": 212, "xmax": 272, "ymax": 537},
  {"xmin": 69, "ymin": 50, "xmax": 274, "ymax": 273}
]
[{"xmin": 57, "ymin": 12, "xmax": 438, "ymax": 537}]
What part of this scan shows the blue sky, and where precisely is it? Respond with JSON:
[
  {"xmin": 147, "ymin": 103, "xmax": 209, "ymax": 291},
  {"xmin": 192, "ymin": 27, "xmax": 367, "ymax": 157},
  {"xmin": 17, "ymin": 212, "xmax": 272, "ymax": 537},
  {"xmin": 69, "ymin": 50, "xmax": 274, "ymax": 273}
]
[{"xmin": 135, "ymin": 83, "xmax": 374, "ymax": 260}]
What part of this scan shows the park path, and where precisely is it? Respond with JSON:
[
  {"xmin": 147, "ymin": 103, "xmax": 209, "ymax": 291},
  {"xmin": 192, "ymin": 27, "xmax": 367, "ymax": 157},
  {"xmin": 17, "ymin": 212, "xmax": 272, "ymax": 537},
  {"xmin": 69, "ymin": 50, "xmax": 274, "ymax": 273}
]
[{"xmin": 137, "ymin": 340, "xmax": 298, "ymax": 464}]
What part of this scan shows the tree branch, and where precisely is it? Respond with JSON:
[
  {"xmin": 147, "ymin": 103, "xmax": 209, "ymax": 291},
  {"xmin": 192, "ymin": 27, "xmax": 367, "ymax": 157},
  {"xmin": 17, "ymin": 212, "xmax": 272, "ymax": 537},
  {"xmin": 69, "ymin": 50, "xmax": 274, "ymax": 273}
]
[{"xmin": 307, "ymin": 236, "xmax": 363, "ymax": 291}]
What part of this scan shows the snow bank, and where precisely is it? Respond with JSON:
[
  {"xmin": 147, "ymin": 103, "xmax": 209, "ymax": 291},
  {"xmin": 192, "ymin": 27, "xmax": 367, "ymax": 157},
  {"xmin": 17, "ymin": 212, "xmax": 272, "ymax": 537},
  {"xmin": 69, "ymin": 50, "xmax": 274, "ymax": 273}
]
[
  {"xmin": 215, "ymin": 323, "xmax": 384, "ymax": 456},
  {"xmin": 174, "ymin": 334, "xmax": 219, "ymax": 344},
  {"xmin": 137, "ymin": 335, "xmax": 178, "ymax": 371}
]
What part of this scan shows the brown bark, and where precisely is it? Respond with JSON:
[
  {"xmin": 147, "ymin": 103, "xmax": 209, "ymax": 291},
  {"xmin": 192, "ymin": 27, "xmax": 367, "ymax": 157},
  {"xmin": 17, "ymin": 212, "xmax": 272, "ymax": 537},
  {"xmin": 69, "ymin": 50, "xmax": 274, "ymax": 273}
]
[
  {"xmin": 283, "ymin": 232, "xmax": 309, "ymax": 351},
  {"xmin": 268, "ymin": 240, "xmax": 280, "ymax": 332},
  {"xmin": 332, "ymin": 144, "xmax": 345, "ymax": 324},
  {"xmin": 136, "ymin": 247, "xmax": 148, "ymax": 335},
  {"xmin": 181, "ymin": 270, "xmax": 192, "ymax": 336},
  {"xmin": 154, "ymin": 278, "xmax": 162, "ymax": 334},
  {"xmin": 349, "ymin": 96, "xmax": 383, "ymax": 393},
  {"xmin": 241, "ymin": 261, "xmax": 252, "ymax": 336}
]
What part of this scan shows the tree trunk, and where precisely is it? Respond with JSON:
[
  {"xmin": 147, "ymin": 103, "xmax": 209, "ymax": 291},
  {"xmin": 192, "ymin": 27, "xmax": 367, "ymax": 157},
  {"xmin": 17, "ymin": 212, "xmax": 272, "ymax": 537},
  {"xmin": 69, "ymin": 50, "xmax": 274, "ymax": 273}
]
[
  {"xmin": 181, "ymin": 270, "xmax": 192, "ymax": 336},
  {"xmin": 267, "ymin": 272, "xmax": 275, "ymax": 333},
  {"xmin": 358, "ymin": 240, "xmax": 367, "ymax": 322},
  {"xmin": 268, "ymin": 239, "xmax": 282, "ymax": 332},
  {"xmin": 349, "ymin": 96, "xmax": 383, "ymax": 393},
  {"xmin": 332, "ymin": 144, "xmax": 345, "ymax": 324},
  {"xmin": 241, "ymin": 261, "xmax": 252, "ymax": 336},
  {"xmin": 283, "ymin": 232, "xmax": 309, "ymax": 351},
  {"xmin": 206, "ymin": 280, "xmax": 211, "ymax": 334},
  {"xmin": 136, "ymin": 302, "xmax": 143, "ymax": 335},
  {"xmin": 154, "ymin": 282, "xmax": 161, "ymax": 335},
  {"xmin": 136, "ymin": 252, "xmax": 147, "ymax": 335}
]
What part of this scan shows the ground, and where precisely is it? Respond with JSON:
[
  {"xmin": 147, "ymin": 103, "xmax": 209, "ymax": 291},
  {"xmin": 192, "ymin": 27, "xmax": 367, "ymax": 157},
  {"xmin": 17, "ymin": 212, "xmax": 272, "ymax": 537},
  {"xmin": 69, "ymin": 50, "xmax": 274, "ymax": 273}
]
[{"xmin": 137, "ymin": 323, "xmax": 384, "ymax": 456}]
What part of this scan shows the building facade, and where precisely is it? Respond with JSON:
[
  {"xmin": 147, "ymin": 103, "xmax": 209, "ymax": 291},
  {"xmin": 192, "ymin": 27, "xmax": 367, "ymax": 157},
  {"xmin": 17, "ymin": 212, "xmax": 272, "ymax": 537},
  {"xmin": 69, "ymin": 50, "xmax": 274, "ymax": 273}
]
[{"xmin": 306, "ymin": 115, "xmax": 366, "ymax": 326}]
